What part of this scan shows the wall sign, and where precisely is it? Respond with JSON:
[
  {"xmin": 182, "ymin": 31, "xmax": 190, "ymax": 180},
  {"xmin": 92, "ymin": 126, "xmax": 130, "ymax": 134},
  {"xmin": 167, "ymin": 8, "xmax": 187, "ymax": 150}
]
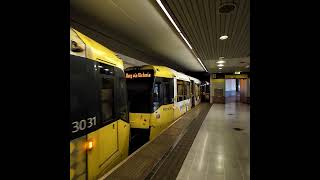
[{"xmin": 225, "ymin": 74, "xmax": 248, "ymax": 79}]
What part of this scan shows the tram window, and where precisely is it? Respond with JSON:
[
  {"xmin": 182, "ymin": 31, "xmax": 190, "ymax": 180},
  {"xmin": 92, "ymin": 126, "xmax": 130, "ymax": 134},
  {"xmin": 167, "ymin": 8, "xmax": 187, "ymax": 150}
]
[
  {"xmin": 98, "ymin": 63, "xmax": 115, "ymax": 123},
  {"xmin": 70, "ymin": 55, "xmax": 100, "ymax": 139},
  {"xmin": 162, "ymin": 78, "xmax": 173, "ymax": 104},
  {"xmin": 195, "ymin": 84, "xmax": 199, "ymax": 98},
  {"xmin": 113, "ymin": 68, "xmax": 128, "ymax": 122},
  {"xmin": 177, "ymin": 80, "xmax": 184, "ymax": 102},
  {"xmin": 118, "ymin": 77, "xmax": 128, "ymax": 121},
  {"xmin": 190, "ymin": 81, "xmax": 194, "ymax": 96},
  {"xmin": 100, "ymin": 77, "xmax": 113, "ymax": 122},
  {"xmin": 184, "ymin": 82, "xmax": 190, "ymax": 99},
  {"xmin": 153, "ymin": 82, "xmax": 161, "ymax": 111},
  {"xmin": 99, "ymin": 62, "xmax": 114, "ymax": 75},
  {"xmin": 169, "ymin": 79, "xmax": 174, "ymax": 103},
  {"xmin": 127, "ymin": 74, "xmax": 154, "ymax": 113},
  {"xmin": 163, "ymin": 82, "xmax": 169, "ymax": 104}
]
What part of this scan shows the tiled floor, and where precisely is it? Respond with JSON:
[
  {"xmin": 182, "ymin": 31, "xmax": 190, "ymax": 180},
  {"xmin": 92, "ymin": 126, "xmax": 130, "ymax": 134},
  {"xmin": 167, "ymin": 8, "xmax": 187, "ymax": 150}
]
[{"xmin": 176, "ymin": 102, "xmax": 250, "ymax": 180}]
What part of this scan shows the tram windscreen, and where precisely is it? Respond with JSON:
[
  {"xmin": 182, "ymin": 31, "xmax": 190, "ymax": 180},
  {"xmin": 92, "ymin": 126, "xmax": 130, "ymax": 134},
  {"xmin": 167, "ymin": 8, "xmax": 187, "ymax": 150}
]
[{"xmin": 126, "ymin": 70, "xmax": 155, "ymax": 113}]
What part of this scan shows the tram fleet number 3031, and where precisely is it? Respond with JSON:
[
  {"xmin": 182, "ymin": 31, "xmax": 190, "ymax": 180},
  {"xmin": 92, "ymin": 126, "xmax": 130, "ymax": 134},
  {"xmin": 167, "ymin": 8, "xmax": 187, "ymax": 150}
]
[{"xmin": 72, "ymin": 117, "xmax": 97, "ymax": 133}]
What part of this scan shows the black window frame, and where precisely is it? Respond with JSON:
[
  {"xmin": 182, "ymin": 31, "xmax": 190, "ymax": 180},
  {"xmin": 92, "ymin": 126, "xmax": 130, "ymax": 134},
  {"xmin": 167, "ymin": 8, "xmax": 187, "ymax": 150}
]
[
  {"xmin": 114, "ymin": 70, "xmax": 129, "ymax": 122},
  {"xmin": 97, "ymin": 62, "xmax": 116, "ymax": 125},
  {"xmin": 153, "ymin": 77, "xmax": 174, "ymax": 107},
  {"xmin": 97, "ymin": 63, "xmax": 130, "ymax": 124},
  {"xmin": 70, "ymin": 57, "xmax": 129, "ymax": 140},
  {"xmin": 70, "ymin": 55, "xmax": 101, "ymax": 140},
  {"xmin": 184, "ymin": 81, "xmax": 190, "ymax": 100},
  {"xmin": 177, "ymin": 80, "xmax": 184, "ymax": 102},
  {"xmin": 152, "ymin": 79, "xmax": 162, "ymax": 111},
  {"xmin": 126, "ymin": 70, "xmax": 155, "ymax": 113},
  {"xmin": 163, "ymin": 78, "xmax": 174, "ymax": 105}
]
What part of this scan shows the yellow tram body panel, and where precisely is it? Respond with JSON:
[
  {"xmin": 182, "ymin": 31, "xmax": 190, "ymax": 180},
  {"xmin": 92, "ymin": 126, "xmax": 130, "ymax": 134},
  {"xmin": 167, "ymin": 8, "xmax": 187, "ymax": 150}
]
[
  {"xmin": 129, "ymin": 101, "xmax": 191, "ymax": 140},
  {"xmin": 87, "ymin": 120, "xmax": 129, "ymax": 180},
  {"xmin": 71, "ymin": 28, "xmax": 124, "ymax": 70},
  {"xmin": 149, "ymin": 103, "xmax": 175, "ymax": 140},
  {"xmin": 129, "ymin": 113, "xmax": 151, "ymax": 129},
  {"xmin": 129, "ymin": 104, "xmax": 175, "ymax": 140},
  {"xmin": 173, "ymin": 101, "xmax": 188, "ymax": 120},
  {"xmin": 70, "ymin": 28, "xmax": 129, "ymax": 180},
  {"xmin": 139, "ymin": 65, "xmax": 175, "ymax": 78}
]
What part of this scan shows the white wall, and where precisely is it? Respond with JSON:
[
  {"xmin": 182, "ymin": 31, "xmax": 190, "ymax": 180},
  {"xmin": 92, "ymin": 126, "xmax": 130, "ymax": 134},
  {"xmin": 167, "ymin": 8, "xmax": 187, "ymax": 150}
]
[{"xmin": 225, "ymin": 79, "xmax": 236, "ymax": 91}]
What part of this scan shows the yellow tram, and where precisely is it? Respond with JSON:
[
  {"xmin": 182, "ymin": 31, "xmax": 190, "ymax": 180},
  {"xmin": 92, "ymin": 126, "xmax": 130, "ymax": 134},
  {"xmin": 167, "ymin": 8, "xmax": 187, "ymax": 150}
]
[
  {"xmin": 125, "ymin": 65, "xmax": 201, "ymax": 141},
  {"xmin": 70, "ymin": 28, "xmax": 130, "ymax": 180}
]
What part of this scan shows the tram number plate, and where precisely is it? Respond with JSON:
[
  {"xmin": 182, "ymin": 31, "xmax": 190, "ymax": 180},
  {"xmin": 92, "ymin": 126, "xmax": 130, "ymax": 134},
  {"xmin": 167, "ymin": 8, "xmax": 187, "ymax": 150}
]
[{"xmin": 72, "ymin": 117, "xmax": 97, "ymax": 133}]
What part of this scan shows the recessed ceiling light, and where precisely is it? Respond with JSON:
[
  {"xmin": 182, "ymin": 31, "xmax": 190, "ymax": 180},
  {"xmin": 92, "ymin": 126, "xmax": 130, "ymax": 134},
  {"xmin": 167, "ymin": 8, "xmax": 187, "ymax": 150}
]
[
  {"xmin": 235, "ymin": 71, "xmax": 241, "ymax": 74},
  {"xmin": 217, "ymin": 64, "xmax": 224, "ymax": 67},
  {"xmin": 219, "ymin": 35, "xmax": 228, "ymax": 40},
  {"xmin": 216, "ymin": 60, "xmax": 225, "ymax": 63},
  {"xmin": 219, "ymin": 2, "xmax": 237, "ymax": 14}
]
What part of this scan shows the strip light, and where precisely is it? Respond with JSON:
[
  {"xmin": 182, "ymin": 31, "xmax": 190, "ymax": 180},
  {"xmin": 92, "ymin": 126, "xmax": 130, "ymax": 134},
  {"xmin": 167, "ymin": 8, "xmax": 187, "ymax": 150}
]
[
  {"xmin": 156, "ymin": 0, "xmax": 181, "ymax": 33},
  {"xmin": 179, "ymin": 33, "xmax": 192, "ymax": 50},
  {"xmin": 156, "ymin": 0, "xmax": 207, "ymax": 72},
  {"xmin": 197, "ymin": 58, "xmax": 208, "ymax": 72}
]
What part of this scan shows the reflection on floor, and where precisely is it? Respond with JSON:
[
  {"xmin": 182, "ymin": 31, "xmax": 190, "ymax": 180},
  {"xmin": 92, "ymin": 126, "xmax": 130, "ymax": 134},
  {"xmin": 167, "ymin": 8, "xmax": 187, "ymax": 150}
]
[{"xmin": 177, "ymin": 102, "xmax": 250, "ymax": 180}]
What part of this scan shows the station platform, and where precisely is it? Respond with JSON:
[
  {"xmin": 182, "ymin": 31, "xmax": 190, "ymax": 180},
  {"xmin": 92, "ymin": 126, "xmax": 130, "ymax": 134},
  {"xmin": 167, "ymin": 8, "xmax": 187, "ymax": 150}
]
[{"xmin": 99, "ymin": 102, "xmax": 249, "ymax": 180}]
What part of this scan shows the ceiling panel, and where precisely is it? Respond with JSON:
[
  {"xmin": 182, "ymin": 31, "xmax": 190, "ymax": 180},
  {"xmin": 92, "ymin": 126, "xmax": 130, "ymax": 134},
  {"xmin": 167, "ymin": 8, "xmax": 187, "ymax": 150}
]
[{"xmin": 162, "ymin": 0, "xmax": 250, "ymax": 73}]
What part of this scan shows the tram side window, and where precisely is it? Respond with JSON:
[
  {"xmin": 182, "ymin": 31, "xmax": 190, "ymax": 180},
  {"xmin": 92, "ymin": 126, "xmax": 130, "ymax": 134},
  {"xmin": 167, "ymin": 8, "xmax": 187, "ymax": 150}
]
[
  {"xmin": 184, "ymin": 82, "xmax": 190, "ymax": 99},
  {"xmin": 191, "ymin": 81, "xmax": 194, "ymax": 96},
  {"xmin": 153, "ymin": 82, "xmax": 161, "ymax": 111},
  {"xmin": 100, "ymin": 78, "xmax": 114, "ymax": 122},
  {"xmin": 98, "ymin": 63, "xmax": 115, "ymax": 123},
  {"xmin": 177, "ymin": 80, "xmax": 184, "ymax": 102},
  {"xmin": 114, "ymin": 68, "xmax": 128, "ymax": 122},
  {"xmin": 162, "ymin": 78, "xmax": 174, "ymax": 104},
  {"xmin": 118, "ymin": 77, "xmax": 128, "ymax": 121},
  {"xmin": 195, "ymin": 84, "xmax": 199, "ymax": 98}
]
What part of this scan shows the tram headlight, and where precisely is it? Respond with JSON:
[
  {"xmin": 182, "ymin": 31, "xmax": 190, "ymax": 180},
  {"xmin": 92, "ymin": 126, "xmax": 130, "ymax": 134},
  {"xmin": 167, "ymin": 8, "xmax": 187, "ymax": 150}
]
[{"xmin": 87, "ymin": 140, "xmax": 94, "ymax": 150}]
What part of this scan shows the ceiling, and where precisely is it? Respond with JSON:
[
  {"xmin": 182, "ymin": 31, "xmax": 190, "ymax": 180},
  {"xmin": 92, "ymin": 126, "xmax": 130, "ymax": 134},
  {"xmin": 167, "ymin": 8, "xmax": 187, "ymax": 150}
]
[
  {"xmin": 70, "ymin": 0, "xmax": 250, "ymax": 74},
  {"xmin": 117, "ymin": 53, "xmax": 149, "ymax": 69},
  {"xmin": 161, "ymin": 0, "xmax": 250, "ymax": 73},
  {"xmin": 70, "ymin": 0, "xmax": 203, "ymax": 72}
]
